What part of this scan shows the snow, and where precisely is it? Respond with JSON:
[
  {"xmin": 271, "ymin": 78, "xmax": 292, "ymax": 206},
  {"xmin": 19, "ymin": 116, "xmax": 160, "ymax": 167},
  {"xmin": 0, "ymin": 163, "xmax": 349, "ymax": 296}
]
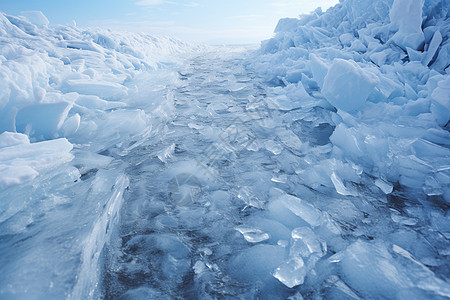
[{"xmin": 1, "ymin": 0, "xmax": 450, "ymax": 298}]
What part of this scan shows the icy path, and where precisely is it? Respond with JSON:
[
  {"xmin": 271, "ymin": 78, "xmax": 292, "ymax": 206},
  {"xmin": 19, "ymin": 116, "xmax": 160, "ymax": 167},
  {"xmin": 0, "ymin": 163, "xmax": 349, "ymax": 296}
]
[
  {"xmin": 101, "ymin": 50, "xmax": 296, "ymax": 299},
  {"xmin": 99, "ymin": 50, "xmax": 449, "ymax": 299}
]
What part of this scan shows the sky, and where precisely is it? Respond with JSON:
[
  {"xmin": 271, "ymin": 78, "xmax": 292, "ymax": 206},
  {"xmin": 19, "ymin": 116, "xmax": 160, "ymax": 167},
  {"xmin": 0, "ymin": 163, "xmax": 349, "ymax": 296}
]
[{"xmin": 0, "ymin": 0, "xmax": 339, "ymax": 44}]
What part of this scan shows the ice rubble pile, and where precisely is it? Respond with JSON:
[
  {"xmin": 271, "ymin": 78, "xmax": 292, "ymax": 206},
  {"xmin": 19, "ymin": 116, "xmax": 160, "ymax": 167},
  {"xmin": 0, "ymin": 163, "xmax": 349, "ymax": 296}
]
[
  {"xmin": 241, "ymin": 0, "xmax": 450, "ymax": 297},
  {"xmin": 0, "ymin": 11, "xmax": 200, "ymax": 189},
  {"xmin": 0, "ymin": 11, "xmax": 200, "ymax": 299},
  {"xmin": 256, "ymin": 0, "xmax": 450, "ymax": 202}
]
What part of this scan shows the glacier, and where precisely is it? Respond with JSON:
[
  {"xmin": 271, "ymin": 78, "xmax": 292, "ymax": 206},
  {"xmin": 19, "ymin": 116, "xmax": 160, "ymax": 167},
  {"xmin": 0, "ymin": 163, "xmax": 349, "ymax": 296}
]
[{"xmin": 0, "ymin": 0, "xmax": 449, "ymax": 299}]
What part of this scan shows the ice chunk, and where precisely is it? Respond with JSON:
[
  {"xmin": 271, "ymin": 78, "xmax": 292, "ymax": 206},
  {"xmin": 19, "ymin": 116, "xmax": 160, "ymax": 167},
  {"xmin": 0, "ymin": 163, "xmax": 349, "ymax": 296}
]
[
  {"xmin": 273, "ymin": 257, "xmax": 306, "ymax": 288},
  {"xmin": 60, "ymin": 113, "xmax": 80, "ymax": 137},
  {"xmin": 432, "ymin": 43, "xmax": 450, "ymax": 72},
  {"xmin": 336, "ymin": 240, "xmax": 411, "ymax": 298},
  {"xmin": 265, "ymin": 140, "xmax": 283, "ymax": 155},
  {"xmin": 350, "ymin": 39, "xmax": 366, "ymax": 52},
  {"xmin": 71, "ymin": 173, "xmax": 129, "ymax": 299},
  {"xmin": 430, "ymin": 76, "xmax": 450, "ymax": 126},
  {"xmin": 275, "ymin": 18, "xmax": 299, "ymax": 33},
  {"xmin": 422, "ymin": 30, "xmax": 442, "ymax": 66},
  {"xmin": 238, "ymin": 186, "xmax": 264, "ymax": 208},
  {"xmin": 229, "ymin": 244, "xmax": 285, "ymax": 283},
  {"xmin": 75, "ymin": 95, "xmax": 126, "ymax": 110},
  {"xmin": 375, "ymin": 178, "xmax": 394, "ymax": 194},
  {"xmin": 275, "ymin": 194, "xmax": 322, "ymax": 227},
  {"xmin": 20, "ymin": 11, "xmax": 49, "ymax": 27},
  {"xmin": 248, "ymin": 216, "xmax": 292, "ymax": 243},
  {"xmin": 322, "ymin": 59, "xmax": 377, "ymax": 113},
  {"xmin": 389, "ymin": 0, "xmax": 425, "ymax": 50},
  {"xmin": 0, "ymin": 132, "xmax": 29, "ymax": 148},
  {"xmin": 369, "ymin": 51, "xmax": 387, "ymax": 66},
  {"xmin": 339, "ymin": 33, "xmax": 355, "ymax": 47},
  {"xmin": 277, "ymin": 129, "xmax": 302, "ymax": 151},
  {"xmin": 0, "ymin": 138, "xmax": 73, "ymax": 189},
  {"xmin": 309, "ymin": 54, "xmax": 329, "ymax": 89},
  {"xmin": 330, "ymin": 172, "xmax": 358, "ymax": 197},
  {"xmin": 65, "ymin": 79, "xmax": 128, "ymax": 101},
  {"xmin": 0, "ymin": 165, "xmax": 38, "ymax": 189},
  {"xmin": 291, "ymin": 227, "xmax": 325, "ymax": 257},
  {"xmin": 71, "ymin": 150, "xmax": 113, "ymax": 173},
  {"xmin": 271, "ymin": 95, "xmax": 301, "ymax": 111},
  {"xmin": 321, "ymin": 276, "xmax": 361, "ymax": 299},
  {"xmin": 15, "ymin": 102, "xmax": 72, "ymax": 140},
  {"xmin": 235, "ymin": 227, "xmax": 270, "ymax": 243}
]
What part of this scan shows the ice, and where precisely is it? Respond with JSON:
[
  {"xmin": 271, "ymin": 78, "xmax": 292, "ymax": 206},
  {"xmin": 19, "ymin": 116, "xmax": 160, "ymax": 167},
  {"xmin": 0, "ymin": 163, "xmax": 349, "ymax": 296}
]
[
  {"xmin": 375, "ymin": 178, "xmax": 394, "ymax": 194},
  {"xmin": 0, "ymin": 165, "xmax": 38, "ymax": 189},
  {"xmin": 265, "ymin": 140, "xmax": 283, "ymax": 155},
  {"xmin": 0, "ymin": 131, "xmax": 29, "ymax": 148},
  {"xmin": 309, "ymin": 53, "xmax": 329, "ymax": 89},
  {"xmin": 0, "ymin": 137, "xmax": 73, "ymax": 189},
  {"xmin": 334, "ymin": 240, "xmax": 412, "ymax": 298},
  {"xmin": 60, "ymin": 113, "xmax": 81, "ymax": 137},
  {"xmin": 75, "ymin": 95, "xmax": 126, "ymax": 110},
  {"xmin": 20, "ymin": 11, "xmax": 49, "ymax": 27},
  {"xmin": 229, "ymin": 244, "xmax": 286, "ymax": 283},
  {"xmin": 65, "ymin": 79, "xmax": 128, "ymax": 100},
  {"xmin": 15, "ymin": 102, "xmax": 73, "ymax": 140},
  {"xmin": 322, "ymin": 59, "xmax": 377, "ymax": 113},
  {"xmin": 339, "ymin": 33, "xmax": 355, "ymax": 47},
  {"xmin": 277, "ymin": 128, "xmax": 303, "ymax": 151},
  {"xmin": 330, "ymin": 172, "xmax": 359, "ymax": 196},
  {"xmin": 1, "ymin": 1, "xmax": 450, "ymax": 298},
  {"xmin": 291, "ymin": 227, "xmax": 324, "ymax": 257},
  {"xmin": 430, "ymin": 75, "xmax": 450, "ymax": 126},
  {"xmin": 71, "ymin": 174, "xmax": 129, "ymax": 299},
  {"xmin": 118, "ymin": 287, "xmax": 170, "ymax": 300},
  {"xmin": 389, "ymin": 0, "xmax": 425, "ymax": 50},
  {"xmin": 422, "ymin": 30, "xmax": 442, "ymax": 66},
  {"xmin": 273, "ymin": 257, "xmax": 306, "ymax": 288},
  {"xmin": 271, "ymin": 195, "xmax": 322, "ymax": 228},
  {"xmin": 235, "ymin": 227, "xmax": 270, "ymax": 243}
]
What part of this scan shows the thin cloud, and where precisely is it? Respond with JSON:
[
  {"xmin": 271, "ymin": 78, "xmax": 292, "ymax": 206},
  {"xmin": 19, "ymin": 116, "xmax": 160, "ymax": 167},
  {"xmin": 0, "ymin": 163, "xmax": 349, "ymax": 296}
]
[
  {"xmin": 135, "ymin": 0, "xmax": 164, "ymax": 6},
  {"xmin": 184, "ymin": 2, "xmax": 200, "ymax": 7},
  {"xmin": 231, "ymin": 14, "xmax": 265, "ymax": 19}
]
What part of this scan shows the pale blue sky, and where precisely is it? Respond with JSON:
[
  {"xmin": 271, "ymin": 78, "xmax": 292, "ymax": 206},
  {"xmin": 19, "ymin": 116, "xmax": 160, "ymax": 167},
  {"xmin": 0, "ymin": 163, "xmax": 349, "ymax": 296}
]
[{"xmin": 0, "ymin": 0, "xmax": 339, "ymax": 44}]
